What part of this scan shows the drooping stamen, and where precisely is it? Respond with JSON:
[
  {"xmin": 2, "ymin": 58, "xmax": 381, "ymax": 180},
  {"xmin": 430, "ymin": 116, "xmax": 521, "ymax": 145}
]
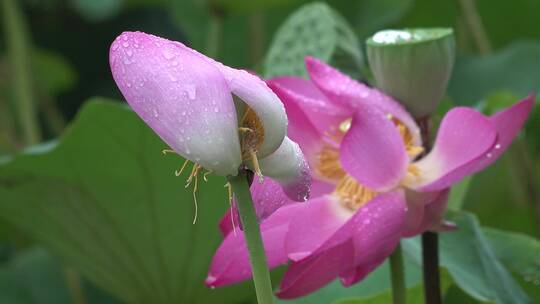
[
  {"xmin": 192, "ymin": 168, "xmax": 199, "ymax": 224},
  {"xmin": 224, "ymin": 182, "xmax": 237, "ymax": 236},
  {"xmin": 175, "ymin": 159, "xmax": 190, "ymax": 176},
  {"xmin": 162, "ymin": 148, "xmax": 176, "ymax": 155},
  {"xmin": 239, "ymin": 107, "xmax": 265, "ymax": 177},
  {"xmin": 250, "ymin": 150, "xmax": 264, "ymax": 182},
  {"xmin": 185, "ymin": 163, "xmax": 201, "ymax": 188},
  {"xmin": 203, "ymin": 169, "xmax": 212, "ymax": 182}
]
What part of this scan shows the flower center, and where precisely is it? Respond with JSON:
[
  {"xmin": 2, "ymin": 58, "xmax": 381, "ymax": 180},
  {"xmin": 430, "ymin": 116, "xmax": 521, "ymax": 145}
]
[
  {"xmin": 239, "ymin": 106, "xmax": 265, "ymax": 179},
  {"xmin": 317, "ymin": 116, "xmax": 423, "ymax": 211},
  {"xmin": 335, "ymin": 174, "xmax": 377, "ymax": 210}
]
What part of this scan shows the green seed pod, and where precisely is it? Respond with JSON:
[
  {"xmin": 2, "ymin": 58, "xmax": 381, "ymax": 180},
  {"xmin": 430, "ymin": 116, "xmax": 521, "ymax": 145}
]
[{"xmin": 366, "ymin": 28, "xmax": 455, "ymax": 118}]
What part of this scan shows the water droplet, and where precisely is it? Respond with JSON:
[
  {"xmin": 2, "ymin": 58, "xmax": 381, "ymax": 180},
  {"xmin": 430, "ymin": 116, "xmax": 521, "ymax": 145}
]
[
  {"xmin": 495, "ymin": 144, "xmax": 501, "ymax": 149},
  {"xmin": 181, "ymin": 111, "xmax": 186, "ymax": 116},
  {"xmin": 122, "ymin": 42, "xmax": 129, "ymax": 48},
  {"xmin": 185, "ymin": 84, "xmax": 197, "ymax": 100},
  {"xmin": 112, "ymin": 43, "xmax": 119, "ymax": 51},
  {"xmin": 162, "ymin": 48, "xmax": 175, "ymax": 60},
  {"xmin": 123, "ymin": 57, "xmax": 132, "ymax": 65},
  {"xmin": 214, "ymin": 107, "xmax": 219, "ymax": 113},
  {"xmin": 126, "ymin": 82, "xmax": 132, "ymax": 88},
  {"xmin": 152, "ymin": 109, "xmax": 158, "ymax": 118},
  {"xmin": 486, "ymin": 153, "xmax": 492, "ymax": 158}
]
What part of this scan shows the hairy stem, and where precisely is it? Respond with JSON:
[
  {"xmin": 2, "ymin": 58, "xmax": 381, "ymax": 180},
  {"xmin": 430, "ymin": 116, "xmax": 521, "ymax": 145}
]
[{"xmin": 228, "ymin": 171, "xmax": 275, "ymax": 304}]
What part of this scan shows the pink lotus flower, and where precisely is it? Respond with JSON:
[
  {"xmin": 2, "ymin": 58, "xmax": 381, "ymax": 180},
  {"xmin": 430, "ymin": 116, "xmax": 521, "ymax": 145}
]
[
  {"xmin": 109, "ymin": 31, "xmax": 310, "ymax": 204},
  {"xmin": 207, "ymin": 57, "xmax": 534, "ymax": 298}
]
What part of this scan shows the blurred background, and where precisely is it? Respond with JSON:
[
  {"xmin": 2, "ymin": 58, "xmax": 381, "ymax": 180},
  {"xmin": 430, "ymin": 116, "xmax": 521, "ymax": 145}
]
[{"xmin": 0, "ymin": 0, "xmax": 539, "ymax": 303}]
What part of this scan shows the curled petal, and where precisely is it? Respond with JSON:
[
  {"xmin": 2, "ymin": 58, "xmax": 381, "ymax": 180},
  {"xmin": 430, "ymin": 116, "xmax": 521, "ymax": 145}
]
[
  {"xmin": 285, "ymin": 196, "xmax": 353, "ymax": 261},
  {"xmin": 258, "ymin": 137, "xmax": 311, "ymax": 202},
  {"xmin": 340, "ymin": 104, "xmax": 408, "ymax": 191},
  {"xmin": 278, "ymin": 191, "xmax": 406, "ymax": 298},
  {"xmin": 267, "ymin": 76, "xmax": 349, "ymax": 135},
  {"xmin": 408, "ymin": 107, "xmax": 498, "ymax": 191},
  {"xmin": 219, "ymin": 66, "xmax": 287, "ymax": 158},
  {"xmin": 267, "ymin": 77, "xmax": 331, "ymax": 169},
  {"xmin": 305, "ymin": 56, "xmax": 421, "ymax": 147},
  {"xmin": 207, "ymin": 203, "xmax": 303, "ymax": 287},
  {"xmin": 428, "ymin": 95, "xmax": 534, "ymax": 187},
  {"xmin": 110, "ymin": 32, "xmax": 241, "ymax": 175}
]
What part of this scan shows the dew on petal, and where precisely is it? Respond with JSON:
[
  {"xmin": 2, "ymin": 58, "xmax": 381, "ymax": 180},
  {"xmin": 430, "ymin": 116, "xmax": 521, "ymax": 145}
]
[
  {"xmin": 185, "ymin": 84, "xmax": 197, "ymax": 100},
  {"xmin": 162, "ymin": 48, "xmax": 175, "ymax": 60}
]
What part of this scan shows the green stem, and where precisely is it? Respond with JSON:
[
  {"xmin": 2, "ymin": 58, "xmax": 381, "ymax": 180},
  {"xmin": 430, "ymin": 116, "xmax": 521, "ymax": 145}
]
[
  {"xmin": 1, "ymin": 0, "xmax": 41, "ymax": 145},
  {"xmin": 422, "ymin": 232, "xmax": 442, "ymax": 304},
  {"xmin": 63, "ymin": 267, "xmax": 88, "ymax": 304},
  {"xmin": 205, "ymin": 5, "xmax": 223, "ymax": 58},
  {"xmin": 389, "ymin": 243, "xmax": 406, "ymax": 304},
  {"xmin": 248, "ymin": 11, "xmax": 265, "ymax": 66},
  {"xmin": 458, "ymin": 0, "xmax": 492, "ymax": 55},
  {"xmin": 228, "ymin": 171, "xmax": 275, "ymax": 304}
]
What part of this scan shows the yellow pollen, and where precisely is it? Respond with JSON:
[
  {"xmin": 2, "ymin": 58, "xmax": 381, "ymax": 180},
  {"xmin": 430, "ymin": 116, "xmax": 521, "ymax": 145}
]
[
  {"xmin": 240, "ymin": 107, "xmax": 265, "ymax": 160},
  {"xmin": 334, "ymin": 175, "xmax": 377, "ymax": 210},
  {"xmin": 393, "ymin": 117, "xmax": 424, "ymax": 158},
  {"xmin": 316, "ymin": 145, "xmax": 346, "ymax": 181}
]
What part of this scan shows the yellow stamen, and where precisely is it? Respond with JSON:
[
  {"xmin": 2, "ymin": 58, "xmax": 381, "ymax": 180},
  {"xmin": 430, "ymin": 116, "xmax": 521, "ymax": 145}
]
[
  {"xmin": 203, "ymin": 170, "xmax": 212, "ymax": 182},
  {"xmin": 162, "ymin": 149, "xmax": 176, "ymax": 155},
  {"xmin": 250, "ymin": 150, "xmax": 264, "ymax": 182},
  {"xmin": 316, "ymin": 145, "xmax": 346, "ymax": 181},
  {"xmin": 407, "ymin": 146, "xmax": 424, "ymax": 157},
  {"xmin": 192, "ymin": 168, "xmax": 199, "ymax": 224},
  {"xmin": 224, "ymin": 182, "xmax": 237, "ymax": 236},
  {"xmin": 175, "ymin": 159, "xmax": 190, "ymax": 176},
  {"xmin": 185, "ymin": 163, "xmax": 201, "ymax": 188},
  {"xmin": 238, "ymin": 127, "xmax": 253, "ymax": 133},
  {"xmin": 334, "ymin": 175, "xmax": 377, "ymax": 210},
  {"xmin": 240, "ymin": 107, "xmax": 265, "ymax": 160}
]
